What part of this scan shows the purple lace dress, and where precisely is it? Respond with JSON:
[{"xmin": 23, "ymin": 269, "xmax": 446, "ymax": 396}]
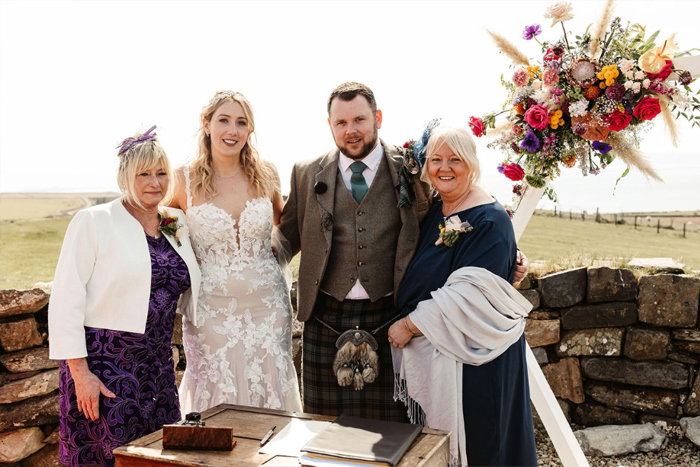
[{"xmin": 58, "ymin": 234, "xmax": 190, "ymax": 467}]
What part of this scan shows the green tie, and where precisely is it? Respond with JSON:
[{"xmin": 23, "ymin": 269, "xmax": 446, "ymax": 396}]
[{"xmin": 350, "ymin": 161, "xmax": 368, "ymax": 204}]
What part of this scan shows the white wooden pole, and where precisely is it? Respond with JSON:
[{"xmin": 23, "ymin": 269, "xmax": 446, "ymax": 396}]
[{"xmin": 512, "ymin": 182, "xmax": 590, "ymax": 467}]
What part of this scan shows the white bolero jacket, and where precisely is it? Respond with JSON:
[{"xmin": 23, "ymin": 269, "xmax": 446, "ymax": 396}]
[{"xmin": 48, "ymin": 198, "xmax": 201, "ymax": 360}]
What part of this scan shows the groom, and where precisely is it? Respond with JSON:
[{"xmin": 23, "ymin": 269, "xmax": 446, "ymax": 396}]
[
  {"xmin": 279, "ymin": 82, "xmax": 525, "ymax": 421},
  {"xmin": 279, "ymin": 82, "xmax": 432, "ymax": 421}
]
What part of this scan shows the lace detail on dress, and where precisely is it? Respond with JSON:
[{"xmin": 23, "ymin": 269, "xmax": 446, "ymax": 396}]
[{"xmin": 179, "ymin": 173, "xmax": 301, "ymax": 413}]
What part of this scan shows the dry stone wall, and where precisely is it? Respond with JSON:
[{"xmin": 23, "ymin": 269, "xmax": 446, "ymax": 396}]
[{"xmin": 521, "ymin": 267, "xmax": 700, "ymax": 430}]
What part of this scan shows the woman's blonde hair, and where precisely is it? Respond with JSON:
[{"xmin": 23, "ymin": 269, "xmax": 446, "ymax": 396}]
[
  {"xmin": 117, "ymin": 137, "xmax": 172, "ymax": 210},
  {"xmin": 421, "ymin": 125, "xmax": 481, "ymax": 189},
  {"xmin": 189, "ymin": 90, "xmax": 278, "ymax": 201}
]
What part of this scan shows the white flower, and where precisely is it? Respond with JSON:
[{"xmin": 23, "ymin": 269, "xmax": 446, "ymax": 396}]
[
  {"xmin": 625, "ymin": 70, "xmax": 634, "ymax": 80},
  {"xmin": 624, "ymin": 81, "xmax": 634, "ymax": 90},
  {"xmin": 642, "ymin": 79, "xmax": 651, "ymax": 89},
  {"xmin": 532, "ymin": 79, "xmax": 543, "ymax": 90},
  {"xmin": 175, "ymin": 224, "xmax": 189, "ymax": 244},
  {"xmin": 632, "ymin": 82, "xmax": 641, "ymax": 93},
  {"xmin": 634, "ymin": 71, "xmax": 645, "ymax": 80},
  {"xmin": 619, "ymin": 59, "xmax": 635, "ymax": 73},
  {"xmin": 544, "ymin": 2, "xmax": 574, "ymax": 27},
  {"xmin": 568, "ymin": 99, "xmax": 589, "ymax": 117}
]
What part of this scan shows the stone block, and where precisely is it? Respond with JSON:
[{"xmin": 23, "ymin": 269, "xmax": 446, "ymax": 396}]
[
  {"xmin": 561, "ymin": 302, "xmax": 637, "ymax": 330},
  {"xmin": 524, "ymin": 319, "xmax": 560, "ymax": 348},
  {"xmin": 574, "ymin": 423, "xmax": 667, "ymax": 456},
  {"xmin": 0, "ymin": 392, "xmax": 59, "ymax": 433},
  {"xmin": 0, "ymin": 289, "xmax": 50, "ymax": 319},
  {"xmin": 0, "ymin": 370, "xmax": 60, "ymax": 404},
  {"xmin": 628, "ymin": 258, "xmax": 685, "ymax": 273},
  {"xmin": 42, "ymin": 426, "xmax": 59, "ymax": 445},
  {"xmin": 6, "ymin": 371, "xmax": 40, "ymax": 382},
  {"xmin": 672, "ymin": 329, "xmax": 700, "ymax": 342},
  {"xmin": 0, "ymin": 427, "xmax": 45, "ymax": 463},
  {"xmin": 668, "ymin": 352, "xmax": 697, "ymax": 365},
  {"xmin": 0, "ymin": 318, "xmax": 43, "ymax": 352},
  {"xmin": 19, "ymin": 443, "xmax": 60, "ymax": 467},
  {"xmin": 575, "ymin": 403, "xmax": 636, "ymax": 426},
  {"xmin": 528, "ymin": 310, "xmax": 560, "ymax": 320},
  {"xmin": 673, "ymin": 341, "xmax": 700, "ymax": 355},
  {"xmin": 556, "ymin": 328, "xmax": 624, "ymax": 357},
  {"xmin": 587, "ymin": 267, "xmax": 638, "ymax": 303},
  {"xmin": 538, "ymin": 267, "xmax": 587, "ymax": 308},
  {"xmin": 515, "ymin": 275, "xmax": 532, "ymax": 290},
  {"xmin": 581, "ymin": 358, "xmax": 687, "ymax": 390},
  {"xmin": 532, "ymin": 347, "xmax": 548, "ymax": 365},
  {"xmin": 683, "ymin": 373, "xmax": 700, "ymax": 416},
  {"xmin": 680, "ymin": 416, "xmax": 700, "ymax": 447},
  {"xmin": 637, "ymin": 275, "xmax": 700, "ymax": 328},
  {"xmin": 541, "ymin": 358, "xmax": 584, "ymax": 403},
  {"xmin": 586, "ymin": 383, "xmax": 678, "ymax": 417},
  {"xmin": 623, "ymin": 328, "xmax": 669, "ymax": 361},
  {"xmin": 175, "ymin": 370, "xmax": 184, "ymax": 388},
  {"xmin": 0, "ymin": 348, "xmax": 58, "ymax": 373},
  {"xmin": 171, "ymin": 346, "xmax": 179, "ymax": 370},
  {"xmin": 172, "ymin": 313, "xmax": 183, "ymax": 346},
  {"xmin": 519, "ymin": 289, "xmax": 540, "ymax": 309}
]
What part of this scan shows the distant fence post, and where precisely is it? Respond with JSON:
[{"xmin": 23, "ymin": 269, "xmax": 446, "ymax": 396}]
[
  {"xmin": 596, "ymin": 208, "xmax": 600, "ymax": 223},
  {"xmin": 614, "ymin": 214, "xmax": 617, "ymax": 226},
  {"xmin": 634, "ymin": 216, "xmax": 638, "ymax": 230},
  {"xmin": 569, "ymin": 210, "xmax": 572, "ymax": 220},
  {"xmin": 581, "ymin": 212, "xmax": 585, "ymax": 222},
  {"xmin": 684, "ymin": 223, "xmax": 687, "ymax": 238},
  {"xmin": 657, "ymin": 219, "xmax": 661, "ymax": 234}
]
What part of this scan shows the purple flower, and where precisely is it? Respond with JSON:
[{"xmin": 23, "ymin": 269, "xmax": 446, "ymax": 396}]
[
  {"xmin": 523, "ymin": 24, "xmax": 542, "ymax": 40},
  {"xmin": 605, "ymin": 83, "xmax": 625, "ymax": 101},
  {"xmin": 573, "ymin": 122, "xmax": 588, "ymax": 136},
  {"xmin": 592, "ymin": 141, "xmax": 612, "ymax": 154},
  {"xmin": 520, "ymin": 130, "xmax": 541, "ymax": 153},
  {"xmin": 497, "ymin": 163, "xmax": 505, "ymax": 174}
]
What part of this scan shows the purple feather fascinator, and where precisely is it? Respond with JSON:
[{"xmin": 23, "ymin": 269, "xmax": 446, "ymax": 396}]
[{"xmin": 116, "ymin": 125, "xmax": 158, "ymax": 156}]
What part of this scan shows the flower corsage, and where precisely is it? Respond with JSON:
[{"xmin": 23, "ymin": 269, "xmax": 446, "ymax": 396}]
[
  {"xmin": 158, "ymin": 211, "xmax": 187, "ymax": 247},
  {"xmin": 435, "ymin": 215, "xmax": 473, "ymax": 247}
]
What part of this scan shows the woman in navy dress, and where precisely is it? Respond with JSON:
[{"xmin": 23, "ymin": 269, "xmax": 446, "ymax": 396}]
[
  {"xmin": 388, "ymin": 126, "xmax": 536, "ymax": 466},
  {"xmin": 49, "ymin": 127, "xmax": 201, "ymax": 466}
]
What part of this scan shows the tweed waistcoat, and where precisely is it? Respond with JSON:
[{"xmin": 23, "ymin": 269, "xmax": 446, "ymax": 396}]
[{"xmin": 320, "ymin": 156, "xmax": 402, "ymax": 302}]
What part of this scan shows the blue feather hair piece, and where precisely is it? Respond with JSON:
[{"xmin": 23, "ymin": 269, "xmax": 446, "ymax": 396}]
[{"xmin": 413, "ymin": 118, "xmax": 441, "ymax": 168}]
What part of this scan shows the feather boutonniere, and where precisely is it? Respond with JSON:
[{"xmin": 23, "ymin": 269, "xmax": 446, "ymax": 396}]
[
  {"xmin": 158, "ymin": 210, "xmax": 187, "ymax": 247},
  {"xmin": 436, "ymin": 215, "xmax": 473, "ymax": 247}
]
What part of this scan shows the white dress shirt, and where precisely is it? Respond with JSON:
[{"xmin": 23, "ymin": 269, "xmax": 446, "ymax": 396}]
[{"xmin": 337, "ymin": 143, "xmax": 385, "ymax": 300}]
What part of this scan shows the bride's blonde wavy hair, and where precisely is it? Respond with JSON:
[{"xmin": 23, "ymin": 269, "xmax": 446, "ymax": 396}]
[{"xmin": 189, "ymin": 90, "xmax": 278, "ymax": 201}]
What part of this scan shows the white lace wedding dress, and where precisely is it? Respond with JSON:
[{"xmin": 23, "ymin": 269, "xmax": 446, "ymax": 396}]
[{"xmin": 179, "ymin": 167, "xmax": 302, "ymax": 414}]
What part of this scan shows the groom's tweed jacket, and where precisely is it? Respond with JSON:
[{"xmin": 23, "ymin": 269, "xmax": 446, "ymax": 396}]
[{"xmin": 279, "ymin": 140, "xmax": 432, "ymax": 322}]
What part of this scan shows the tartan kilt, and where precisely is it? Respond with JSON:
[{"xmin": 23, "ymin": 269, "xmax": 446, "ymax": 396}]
[{"xmin": 302, "ymin": 293, "xmax": 409, "ymax": 422}]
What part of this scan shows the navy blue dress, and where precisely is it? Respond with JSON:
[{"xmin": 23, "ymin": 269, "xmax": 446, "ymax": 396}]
[{"xmin": 397, "ymin": 200, "xmax": 537, "ymax": 467}]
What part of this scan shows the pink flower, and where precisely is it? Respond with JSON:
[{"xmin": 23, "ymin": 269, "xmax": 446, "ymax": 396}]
[
  {"xmin": 542, "ymin": 68, "xmax": 559, "ymax": 86},
  {"xmin": 468, "ymin": 117, "xmax": 485, "ymax": 137},
  {"xmin": 524, "ymin": 104, "xmax": 549, "ymax": 131},
  {"xmin": 513, "ymin": 68, "xmax": 529, "ymax": 87},
  {"xmin": 512, "ymin": 124, "xmax": 523, "ymax": 136}
]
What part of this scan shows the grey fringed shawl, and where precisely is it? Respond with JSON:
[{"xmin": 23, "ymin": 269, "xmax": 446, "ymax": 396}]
[{"xmin": 392, "ymin": 266, "xmax": 533, "ymax": 466}]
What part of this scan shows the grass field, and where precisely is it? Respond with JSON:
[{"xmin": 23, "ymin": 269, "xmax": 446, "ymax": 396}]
[
  {"xmin": 2, "ymin": 197, "xmax": 699, "ymax": 289},
  {"xmin": 0, "ymin": 197, "xmax": 88, "ymax": 221}
]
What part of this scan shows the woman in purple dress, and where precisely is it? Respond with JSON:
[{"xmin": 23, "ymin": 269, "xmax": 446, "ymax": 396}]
[{"xmin": 48, "ymin": 127, "xmax": 201, "ymax": 466}]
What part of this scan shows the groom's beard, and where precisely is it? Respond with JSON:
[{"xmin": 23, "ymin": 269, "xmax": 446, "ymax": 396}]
[{"xmin": 337, "ymin": 125, "xmax": 379, "ymax": 161}]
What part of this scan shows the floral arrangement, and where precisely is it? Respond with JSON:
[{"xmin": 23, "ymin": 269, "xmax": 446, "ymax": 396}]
[
  {"xmin": 436, "ymin": 216, "xmax": 473, "ymax": 247},
  {"xmin": 158, "ymin": 211, "xmax": 187, "ymax": 246},
  {"xmin": 469, "ymin": 0, "xmax": 699, "ymax": 207}
]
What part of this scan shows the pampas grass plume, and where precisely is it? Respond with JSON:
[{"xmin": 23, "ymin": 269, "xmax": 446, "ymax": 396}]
[
  {"xmin": 659, "ymin": 95, "xmax": 680, "ymax": 148},
  {"xmin": 588, "ymin": 0, "xmax": 616, "ymax": 58},
  {"xmin": 487, "ymin": 30, "xmax": 530, "ymax": 66},
  {"xmin": 607, "ymin": 132, "xmax": 663, "ymax": 182}
]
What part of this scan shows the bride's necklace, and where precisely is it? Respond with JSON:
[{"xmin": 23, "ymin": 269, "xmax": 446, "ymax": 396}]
[
  {"xmin": 214, "ymin": 168, "xmax": 241, "ymax": 180},
  {"xmin": 442, "ymin": 187, "xmax": 473, "ymax": 219}
]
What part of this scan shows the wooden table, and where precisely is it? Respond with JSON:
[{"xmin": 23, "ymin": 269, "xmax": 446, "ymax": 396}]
[{"xmin": 114, "ymin": 404, "xmax": 450, "ymax": 467}]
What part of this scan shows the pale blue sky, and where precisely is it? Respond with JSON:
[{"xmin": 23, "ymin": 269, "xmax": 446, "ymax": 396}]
[{"xmin": 1, "ymin": 0, "xmax": 698, "ymax": 213}]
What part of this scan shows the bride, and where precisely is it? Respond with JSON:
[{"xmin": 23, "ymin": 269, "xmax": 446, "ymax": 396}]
[{"xmin": 170, "ymin": 90, "xmax": 302, "ymax": 413}]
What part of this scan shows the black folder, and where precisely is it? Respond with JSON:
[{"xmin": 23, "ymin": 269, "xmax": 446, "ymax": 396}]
[{"xmin": 300, "ymin": 414, "xmax": 422, "ymax": 466}]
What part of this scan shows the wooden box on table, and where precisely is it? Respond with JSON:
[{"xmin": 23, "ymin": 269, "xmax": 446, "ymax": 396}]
[{"xmin": 113, "ymin": 404, "xmax": 450, "ymax": 467}]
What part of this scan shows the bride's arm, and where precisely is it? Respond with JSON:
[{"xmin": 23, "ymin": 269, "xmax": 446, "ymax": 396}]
[
  {"xmin": 271, "ymin": 167, "xmax": 284, "ymax": 226},
  {"xmin": 167, "ymin": 167, "xmax": 188, "ymax": 212}
]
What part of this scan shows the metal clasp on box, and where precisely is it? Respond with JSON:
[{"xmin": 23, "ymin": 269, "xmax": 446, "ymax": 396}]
[{"xmin": 182, "ymin": 412, "xmax": 206, "ymax": 427}]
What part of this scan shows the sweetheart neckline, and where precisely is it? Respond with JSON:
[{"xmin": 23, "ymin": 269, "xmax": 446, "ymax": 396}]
[{"xmin": 188, "ymin": 197, "xmax": 270, "ymax": 225}]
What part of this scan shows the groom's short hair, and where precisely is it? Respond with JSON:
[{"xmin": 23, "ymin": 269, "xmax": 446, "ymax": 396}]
[{"xmin": 327, "ymin": 82, "xmax": 377, "ymax": 115}]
